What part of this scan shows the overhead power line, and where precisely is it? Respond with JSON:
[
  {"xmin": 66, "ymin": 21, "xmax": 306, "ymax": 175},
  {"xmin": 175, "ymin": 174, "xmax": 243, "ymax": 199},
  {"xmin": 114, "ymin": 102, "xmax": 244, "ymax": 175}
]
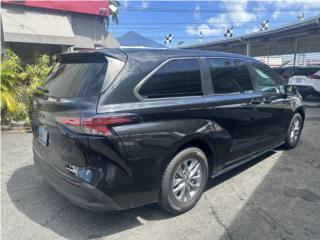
[
  {"xmin": 112, "ymin": 20, "xmax": 295, "ymax": 26},
  {"xmin": 110, "ymin": 25, "xmax": 288, "ymax": 30},
  {"xmin": 119, "ymin": 6, "xmax": 320, "ymax": 14}
]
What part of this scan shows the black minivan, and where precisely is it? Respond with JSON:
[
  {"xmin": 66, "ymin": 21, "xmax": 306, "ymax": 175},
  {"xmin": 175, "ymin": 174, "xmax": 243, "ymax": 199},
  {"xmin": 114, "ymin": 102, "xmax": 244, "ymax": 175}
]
[{"xmin": 30, "ymin": 48, "xmax": 305, "ymax": 214}]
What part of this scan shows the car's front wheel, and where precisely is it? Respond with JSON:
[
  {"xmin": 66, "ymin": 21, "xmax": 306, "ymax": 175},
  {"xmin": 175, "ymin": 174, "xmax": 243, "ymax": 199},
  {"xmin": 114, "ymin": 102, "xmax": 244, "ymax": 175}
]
[
  {"xmin": 284, "ymin": 113, "xmax": 303, "ymax": 149},
  {"xmin": 159, "ymin": 147, "xmax": 208, "ymax": 214}
]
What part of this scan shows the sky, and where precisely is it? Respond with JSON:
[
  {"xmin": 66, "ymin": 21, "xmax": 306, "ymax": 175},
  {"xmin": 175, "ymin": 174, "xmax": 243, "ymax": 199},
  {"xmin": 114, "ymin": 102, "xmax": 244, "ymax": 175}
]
[{"xmin": 108, "ymin": 0, "xmax": 320, "ymax": 47}]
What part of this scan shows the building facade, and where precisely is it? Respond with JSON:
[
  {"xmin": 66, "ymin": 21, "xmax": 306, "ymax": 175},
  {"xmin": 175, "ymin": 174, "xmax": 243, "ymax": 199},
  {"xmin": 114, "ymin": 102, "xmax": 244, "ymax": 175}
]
[{"xmin": 1, "ymin": 0, "xmax": 119, "ymax": 63}]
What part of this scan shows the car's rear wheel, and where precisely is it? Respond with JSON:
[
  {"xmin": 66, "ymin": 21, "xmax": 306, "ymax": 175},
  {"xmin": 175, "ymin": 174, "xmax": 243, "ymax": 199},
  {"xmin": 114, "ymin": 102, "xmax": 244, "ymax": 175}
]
[
  {"xmin": 284, "ymin": 113, "xmax": 303, "ymax": 149},
  {"xmin": 159, "ymin": 147, "xmax": 208, "ymax": 214}
]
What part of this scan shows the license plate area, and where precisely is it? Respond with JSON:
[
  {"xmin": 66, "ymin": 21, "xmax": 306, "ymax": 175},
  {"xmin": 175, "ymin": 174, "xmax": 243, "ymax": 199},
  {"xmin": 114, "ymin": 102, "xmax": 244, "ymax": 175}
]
[{"xmin": 38, "ymin": 126, "xmax": 48, "ymax": 146}]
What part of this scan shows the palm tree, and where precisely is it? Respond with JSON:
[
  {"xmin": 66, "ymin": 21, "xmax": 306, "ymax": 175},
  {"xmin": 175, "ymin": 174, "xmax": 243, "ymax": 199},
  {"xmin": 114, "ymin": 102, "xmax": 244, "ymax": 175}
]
[{"xmin": 0, "ymin": 50, "xmax": 26, "ymax": 113}]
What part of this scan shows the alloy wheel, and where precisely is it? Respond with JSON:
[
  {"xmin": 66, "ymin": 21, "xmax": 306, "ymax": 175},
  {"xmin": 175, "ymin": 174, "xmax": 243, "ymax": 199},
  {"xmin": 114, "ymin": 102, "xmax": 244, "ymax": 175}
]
[
  {"xmin": 289, "ymin": 117, "xmax": 301, "ymax": 144},
  {"xmin": 172, "ymin": 158, "xmax": 203, "ymax": 203}
]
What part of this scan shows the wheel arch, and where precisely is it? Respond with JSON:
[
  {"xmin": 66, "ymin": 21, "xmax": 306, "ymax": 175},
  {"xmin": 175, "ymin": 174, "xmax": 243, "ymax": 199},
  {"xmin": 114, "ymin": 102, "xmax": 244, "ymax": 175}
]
[
  {"xmin": 296, "ymin": 107, "xmax": 305, "ymax": 125},
  {"xmin": 169, "ymin": 138, "xmax": 216, "ymax": 177}
]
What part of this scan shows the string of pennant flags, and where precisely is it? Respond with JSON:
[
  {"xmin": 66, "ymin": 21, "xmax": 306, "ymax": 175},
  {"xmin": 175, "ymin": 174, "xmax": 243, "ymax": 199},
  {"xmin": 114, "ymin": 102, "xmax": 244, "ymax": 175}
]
[{"xmin": 163, "ymin": 12, "xmax": 305, "ymax": 44}]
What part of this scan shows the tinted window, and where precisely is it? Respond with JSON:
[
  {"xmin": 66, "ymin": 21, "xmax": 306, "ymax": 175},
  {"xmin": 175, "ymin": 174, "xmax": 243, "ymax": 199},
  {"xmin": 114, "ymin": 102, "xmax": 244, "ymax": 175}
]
[
  {"xmin": 43, "ymin": 55, "xmax": 108, "ymax": 98},
  {"xmin": 207, "ymin": 59, "xmax": 253, "ymax": 94},
  {"xmin": 252, "ymin": 64, "xmax": 280, "ymax": 94},
  {"xmin": 139, "ymin": 59, "xmax": 202, "ymax": 98}
]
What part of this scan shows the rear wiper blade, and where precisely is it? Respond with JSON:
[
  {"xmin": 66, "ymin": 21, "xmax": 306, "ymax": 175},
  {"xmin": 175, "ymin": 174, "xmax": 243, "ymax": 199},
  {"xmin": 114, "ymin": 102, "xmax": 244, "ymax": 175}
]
[{"xmin": 36, "ymin": 86, "xmax": 49, "ymax": 93}]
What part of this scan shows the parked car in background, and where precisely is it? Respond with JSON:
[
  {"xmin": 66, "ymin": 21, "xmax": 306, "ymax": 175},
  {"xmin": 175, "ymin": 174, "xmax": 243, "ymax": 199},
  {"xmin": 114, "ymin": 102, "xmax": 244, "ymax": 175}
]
[
  {"xmin": 288, "ymin": 67, "xmax": 320, "ymax": 98},
  {"xmin": 30, "ymin": 49, "xmax": 305, "ymax": 214}
]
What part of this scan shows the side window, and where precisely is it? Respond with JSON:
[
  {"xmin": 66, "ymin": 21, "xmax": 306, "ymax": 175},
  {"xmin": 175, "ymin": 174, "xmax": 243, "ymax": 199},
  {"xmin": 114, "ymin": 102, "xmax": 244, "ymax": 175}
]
[
  {"xmin": 138, "ymin": 59, "xmax": 202, "ymax": 98},
  {"xmin": 207, "ymin": 58, "xmax": 254, "ymax": 94},
  {"xmin": 251, "ymin": 64, "xmax": 281, "ymax": 94}
]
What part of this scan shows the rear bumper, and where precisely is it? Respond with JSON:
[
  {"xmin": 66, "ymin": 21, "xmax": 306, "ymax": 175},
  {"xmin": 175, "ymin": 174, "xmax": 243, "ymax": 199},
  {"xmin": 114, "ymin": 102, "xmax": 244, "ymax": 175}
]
[
  {"xmin": 291, "ymin": 85, "xmax": 320, "ymax": 96},
  {"xmin": 34, "ymin": 153, "xmax": 124, "ymax": 211}
]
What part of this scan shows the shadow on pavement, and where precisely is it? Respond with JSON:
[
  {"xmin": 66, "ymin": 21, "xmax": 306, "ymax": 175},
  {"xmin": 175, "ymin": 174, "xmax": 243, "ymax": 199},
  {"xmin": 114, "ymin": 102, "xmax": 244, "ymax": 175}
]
[
  {"xmin": 206, "ymin": 151, "xmax": 276, "ymax": 191},
  {"xmin": 7, "ymin": 165, "xmax": 171, "ymax": 240},
  {"xmin": 7, "ymin": 152, "xmax": 278, "ymax": 239},
  {"xmin": 218, "ymin": 113, "xmax": 320, "ymax": 240},
  {"xmin": 7, "ymin": 111, "xmax": 319, "ymax": 240}
]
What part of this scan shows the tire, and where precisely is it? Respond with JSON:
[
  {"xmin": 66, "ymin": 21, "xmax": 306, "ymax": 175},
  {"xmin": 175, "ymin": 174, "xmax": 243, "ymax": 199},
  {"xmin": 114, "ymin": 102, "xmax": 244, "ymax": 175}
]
[
  {"xmin": 159, "ymin": 147, "xmax": 208, "ymax": 214},
  {"xmin": 283, "ymin": 113, "xmax": 303, "ymax": 149}
]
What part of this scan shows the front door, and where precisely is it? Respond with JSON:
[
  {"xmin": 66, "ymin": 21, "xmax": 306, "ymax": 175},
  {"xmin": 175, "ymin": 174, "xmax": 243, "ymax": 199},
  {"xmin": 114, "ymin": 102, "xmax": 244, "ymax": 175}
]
[{"xmin": 249, "ymin": 62, "xmax": 290, "ymax": 148}]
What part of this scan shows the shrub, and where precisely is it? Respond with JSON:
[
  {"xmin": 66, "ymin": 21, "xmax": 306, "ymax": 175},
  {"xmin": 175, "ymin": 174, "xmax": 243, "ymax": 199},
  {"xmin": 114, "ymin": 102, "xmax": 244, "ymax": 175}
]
[{"xmin": 0, "ymin": 50, "xmax": 52, "ymax": 124}]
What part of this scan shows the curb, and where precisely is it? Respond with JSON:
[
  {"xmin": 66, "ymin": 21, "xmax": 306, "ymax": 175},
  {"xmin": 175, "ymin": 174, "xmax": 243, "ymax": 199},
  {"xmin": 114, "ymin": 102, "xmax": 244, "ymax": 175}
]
[{"xmin": 1, "ymin": 126, "xmax": 32, "ymax": 133}]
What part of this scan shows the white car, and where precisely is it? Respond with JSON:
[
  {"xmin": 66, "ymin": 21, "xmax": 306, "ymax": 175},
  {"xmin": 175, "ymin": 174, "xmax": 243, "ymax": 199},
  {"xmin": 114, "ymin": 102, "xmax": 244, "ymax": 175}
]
[{"xmin": 288, "ymin": 67, "xmax": 320, "ymax": 98}]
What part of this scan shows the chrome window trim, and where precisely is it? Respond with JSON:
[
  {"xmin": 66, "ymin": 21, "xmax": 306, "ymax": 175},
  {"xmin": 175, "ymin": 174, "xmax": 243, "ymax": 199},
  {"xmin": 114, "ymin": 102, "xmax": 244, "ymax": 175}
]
[{"xmin": 133, "ymin": 57, "xmax": 202, "ymax": 101}]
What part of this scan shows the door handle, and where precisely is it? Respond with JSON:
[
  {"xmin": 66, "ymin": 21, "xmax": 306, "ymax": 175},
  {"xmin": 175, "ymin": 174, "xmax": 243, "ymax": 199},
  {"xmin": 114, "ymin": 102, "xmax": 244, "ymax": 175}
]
[{"xmin": 250, "ymin": 98, "xmax": 262, "ymax": 105}]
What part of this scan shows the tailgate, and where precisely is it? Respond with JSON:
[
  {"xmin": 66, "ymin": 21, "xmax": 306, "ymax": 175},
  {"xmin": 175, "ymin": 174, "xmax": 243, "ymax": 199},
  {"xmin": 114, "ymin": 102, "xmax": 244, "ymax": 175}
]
[
  {"xmin": 30, "ymin": 51, "xmax": 126, "ymax": 181},
  {"xmin": 30, "ymin": 96, "xmax": 97, "ymax": 182}
]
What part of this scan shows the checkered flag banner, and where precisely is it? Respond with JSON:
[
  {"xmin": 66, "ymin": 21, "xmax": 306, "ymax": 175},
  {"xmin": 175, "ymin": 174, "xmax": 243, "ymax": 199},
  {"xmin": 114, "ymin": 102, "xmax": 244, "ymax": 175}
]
[
  {"xmin": 199, "ymin": 31, "xmax": 203, "ymax": 42},
  {"xmin": 297, "ymin": 13, "xmax": 304, "ymax": 21},
  {"xmin": 260, "ymin": 20, "xmax": 269, "ymax": 31},
  {"xmin": 164, "ymin": 34, "xmax": 173, "ymax": 44},
  {"xmin": 224, "ymin": 26, "xmax": 233, "ymax": 38}
]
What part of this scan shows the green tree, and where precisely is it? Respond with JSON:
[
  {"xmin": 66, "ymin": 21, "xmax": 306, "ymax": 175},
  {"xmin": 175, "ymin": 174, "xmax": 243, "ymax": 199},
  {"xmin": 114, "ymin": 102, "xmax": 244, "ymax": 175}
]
[
  {"xmin": 24, "ymin": 54, "xmax": 51, "ymax": 97},
  {"xmin": 1, "ymin": 50, "xmax": 52, "ymax": 124},
  {"xmin": 0, "ymin": 50, "xmax": 26, "ymax": 115}
]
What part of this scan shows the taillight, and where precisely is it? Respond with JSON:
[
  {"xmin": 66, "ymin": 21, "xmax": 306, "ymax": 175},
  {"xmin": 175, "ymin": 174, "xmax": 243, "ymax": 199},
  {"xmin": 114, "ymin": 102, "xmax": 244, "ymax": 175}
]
[
  {"xmin": 81, "ymin": 116, "xmax": 135, "ymax": 136},
  {"xmin": 309, "ymin": 75, "xmax": 320, "ymax": 79},
  {"xmin": 57, "ymin": 114, "xmax": 139, "ymax": 136}
]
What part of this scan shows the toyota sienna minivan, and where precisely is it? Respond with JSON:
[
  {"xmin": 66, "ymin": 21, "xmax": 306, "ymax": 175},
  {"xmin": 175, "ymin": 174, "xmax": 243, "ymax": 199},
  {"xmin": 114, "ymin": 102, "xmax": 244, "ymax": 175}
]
[{"xmin": 30, "ymin": 48, "xmax": 305, "ymax": 214}]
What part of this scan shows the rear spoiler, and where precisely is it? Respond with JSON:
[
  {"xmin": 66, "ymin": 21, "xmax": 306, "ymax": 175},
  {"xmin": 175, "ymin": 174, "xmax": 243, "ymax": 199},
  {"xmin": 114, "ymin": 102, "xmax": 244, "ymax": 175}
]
[{"xmin": 55, "ymin": 49, "xmax": 128, "ymax": 63}]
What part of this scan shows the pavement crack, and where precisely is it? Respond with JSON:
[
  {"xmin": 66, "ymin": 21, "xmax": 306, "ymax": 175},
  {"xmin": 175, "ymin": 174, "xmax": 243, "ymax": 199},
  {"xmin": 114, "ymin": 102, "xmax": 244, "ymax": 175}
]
[{"xmin": 209, "ymin": 206, "xmax": 234, "ymax": 240}]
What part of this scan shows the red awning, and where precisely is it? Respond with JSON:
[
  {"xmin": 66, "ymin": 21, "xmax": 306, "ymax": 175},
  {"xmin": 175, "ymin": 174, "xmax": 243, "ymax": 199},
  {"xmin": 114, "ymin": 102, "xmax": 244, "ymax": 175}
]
[{"xmin": 1, "ymin": 0, "xmax": 110, "ymax": 16}]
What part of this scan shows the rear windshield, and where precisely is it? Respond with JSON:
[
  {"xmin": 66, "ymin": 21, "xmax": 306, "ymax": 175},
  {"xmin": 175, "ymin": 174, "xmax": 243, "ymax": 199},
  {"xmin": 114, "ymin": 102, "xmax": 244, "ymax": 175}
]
[
  {"xmin": 43, "ymin": 54, "xmax": 108, "ymax": 98},
  {"xmin": 294, "ymin": 68, "xmax": 320, "ymax": 76}
]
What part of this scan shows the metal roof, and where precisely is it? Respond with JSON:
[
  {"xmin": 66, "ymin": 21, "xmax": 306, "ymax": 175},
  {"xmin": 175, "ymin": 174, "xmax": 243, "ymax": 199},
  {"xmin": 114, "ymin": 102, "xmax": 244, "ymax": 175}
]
[{"xmin": 181, "ymin": 15, "xmax": 320, "ymax": 57}]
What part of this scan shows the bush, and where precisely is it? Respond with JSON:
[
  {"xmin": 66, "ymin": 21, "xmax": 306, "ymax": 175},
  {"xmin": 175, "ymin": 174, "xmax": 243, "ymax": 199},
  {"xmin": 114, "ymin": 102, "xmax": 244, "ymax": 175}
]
[{"xmin": 0, "ymin": 50, "xmax": 52, "ymax": 125}]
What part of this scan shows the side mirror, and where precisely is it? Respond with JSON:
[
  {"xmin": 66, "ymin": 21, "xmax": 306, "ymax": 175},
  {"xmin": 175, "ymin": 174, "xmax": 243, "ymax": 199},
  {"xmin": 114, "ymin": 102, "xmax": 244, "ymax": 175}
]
[{"xmin": 284, "ymin": 85, "xmax": 298, "ymax": 96}]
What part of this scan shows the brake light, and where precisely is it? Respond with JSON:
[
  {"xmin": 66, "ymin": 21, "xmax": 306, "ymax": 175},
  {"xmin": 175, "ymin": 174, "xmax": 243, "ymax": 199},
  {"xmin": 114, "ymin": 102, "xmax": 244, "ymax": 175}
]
[
  {"xmin": 309, "ymin": 75, "xmax": 320, "ymax": 79},
  {"xmin": 57, "ymin": 114, "xmax": 139, "ymax": 136},
  {"xmin": 82, "ymin": 116, "xmax": 134, "ymax": 136},
  {"xmin": 58, "ymin": 117, "xmax": 81, "ymax": 126}
]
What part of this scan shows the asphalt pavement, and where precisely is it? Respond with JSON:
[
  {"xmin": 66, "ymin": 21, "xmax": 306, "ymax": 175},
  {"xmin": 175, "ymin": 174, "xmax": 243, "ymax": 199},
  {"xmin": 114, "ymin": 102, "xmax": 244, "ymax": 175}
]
[{"xmin": 1, "ymin": 101, "xmax": 320, "ymax": 240}]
